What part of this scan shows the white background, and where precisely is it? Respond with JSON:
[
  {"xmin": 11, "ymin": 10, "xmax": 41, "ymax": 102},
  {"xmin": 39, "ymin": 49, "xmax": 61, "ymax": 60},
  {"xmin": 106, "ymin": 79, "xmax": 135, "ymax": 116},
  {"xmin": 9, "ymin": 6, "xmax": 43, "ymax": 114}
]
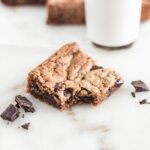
[{"xmin": 0, "ymin": 2, "xmax": 150, "ymax": 150}]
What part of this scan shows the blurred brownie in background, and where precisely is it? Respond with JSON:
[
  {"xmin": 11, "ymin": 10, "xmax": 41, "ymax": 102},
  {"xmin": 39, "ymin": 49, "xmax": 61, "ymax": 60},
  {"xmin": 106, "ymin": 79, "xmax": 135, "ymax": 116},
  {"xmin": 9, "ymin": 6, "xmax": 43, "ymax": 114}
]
[
  {"xmin": 2, "ymin": 0, "xmax": 46, "ymax": 5},
  {"xmin": 141, "ymin": 0, "xmax": 150, "ymax": 21},
  {"xmin": 47, "ymin": 0, "xmax": 85, "ymax": 24}
]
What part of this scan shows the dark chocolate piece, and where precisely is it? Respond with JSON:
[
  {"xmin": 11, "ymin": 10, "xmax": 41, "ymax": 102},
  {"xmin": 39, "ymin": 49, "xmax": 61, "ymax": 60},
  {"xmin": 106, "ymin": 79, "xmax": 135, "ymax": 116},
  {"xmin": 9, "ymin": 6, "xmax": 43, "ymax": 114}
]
[
  {"xmin": 21, "ymin": 122, "xmax": 30, "ymax": 130},
  {"xmin": 115, "ymin": 79, "xmax": 124, "ymax": 87},
  {"xmin": 90, "ymin": 65, "xmax": 103, "ymax": 71},
  {"xmin": 1, "ymin": 104, "xmax": 20, "ymax": 122},
  {"xmin": 15, "ymin": 95, "xmax": 35, "ymax": 113},
  {"xmin": 139, "ymin": 99, "xmax": 148, "ymax": 105},
  {"xmin": 64, "ymin": 88, "xmax": 74, "ymax": 105},
  {"xmin": 131, "ymin": 80, "xmax": 149, "ymax": 92},
  {"xmin": 54, "ymin": 83, "xmax": 63, "ymax": 92},
  {"xmin": 131, "ymin": 92, "xmax": 136, "ymax": 98},
  {"xmin": 75, "ymin": 88, "xmax": 94, "ymax": 103}
]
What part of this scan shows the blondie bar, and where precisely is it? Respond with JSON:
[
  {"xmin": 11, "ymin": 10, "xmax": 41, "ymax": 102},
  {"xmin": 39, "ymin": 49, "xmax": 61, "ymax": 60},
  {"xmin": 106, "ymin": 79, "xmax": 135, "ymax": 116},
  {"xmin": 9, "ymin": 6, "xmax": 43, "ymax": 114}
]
[{"xmin": 27, "ymin": 42, "xmax": 123, "ymax": 110}]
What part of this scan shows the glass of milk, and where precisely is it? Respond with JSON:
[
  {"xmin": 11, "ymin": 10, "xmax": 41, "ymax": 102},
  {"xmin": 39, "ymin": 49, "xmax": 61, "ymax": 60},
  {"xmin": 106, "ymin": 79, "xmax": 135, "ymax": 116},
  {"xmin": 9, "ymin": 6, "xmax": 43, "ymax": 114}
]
[{"xmin": 85, "ymin": 0, "xmax": 142, "ymax": 48}]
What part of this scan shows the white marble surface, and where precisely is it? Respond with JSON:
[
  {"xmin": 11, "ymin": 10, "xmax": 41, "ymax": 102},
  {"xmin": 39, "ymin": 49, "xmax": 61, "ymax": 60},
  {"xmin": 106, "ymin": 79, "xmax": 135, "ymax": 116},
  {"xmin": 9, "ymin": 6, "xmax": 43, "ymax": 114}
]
[{"xmin": 1, "ymin": 2, "xmax": 150, "ymax": 150}]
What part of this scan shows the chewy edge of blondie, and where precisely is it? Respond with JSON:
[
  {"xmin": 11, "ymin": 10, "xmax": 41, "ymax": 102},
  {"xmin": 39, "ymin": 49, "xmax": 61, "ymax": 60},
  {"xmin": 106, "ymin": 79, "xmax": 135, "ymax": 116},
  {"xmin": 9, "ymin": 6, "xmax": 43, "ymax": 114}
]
[
  {"xmin": 27, "ymin": 42, "xmax": 123, "ymax": 110},
  {"xmin": 2, "ymin": 0, "xmax": 46, "ymax": 5},
  {"xmin": 47, "ymin": 0, "xmax": 85, "ymax": 24}
]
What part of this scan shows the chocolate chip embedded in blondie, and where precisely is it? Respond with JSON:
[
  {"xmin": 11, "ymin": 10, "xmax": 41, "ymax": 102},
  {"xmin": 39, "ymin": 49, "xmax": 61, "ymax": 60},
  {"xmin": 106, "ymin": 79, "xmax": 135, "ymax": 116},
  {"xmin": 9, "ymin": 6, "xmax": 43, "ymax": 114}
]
[
  {"xmin": 47, "ymin": 0, "xmax": 85, "ymax": 24},
  {"xmin": 27, "ymin": 42, "xmax": 123, "ymax": 110}
]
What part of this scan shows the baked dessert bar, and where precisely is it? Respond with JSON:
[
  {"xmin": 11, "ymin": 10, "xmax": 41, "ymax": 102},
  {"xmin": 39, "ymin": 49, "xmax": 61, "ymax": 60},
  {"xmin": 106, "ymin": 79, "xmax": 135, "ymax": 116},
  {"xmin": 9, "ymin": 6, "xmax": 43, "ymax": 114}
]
[
  {"xmin": 27, "ymin": 42, "xmax": 123, "ymax": 110},
  {"xmin": 47, "ymin": 0, "xmax": 85, "ymax": 24},
  {"xmin": 2, "ymin": 0, "xmax": 45, "ymax": 5},
  {"xmin": 141, "ymin": 0, "xmax": 150, "ymax": 21}
]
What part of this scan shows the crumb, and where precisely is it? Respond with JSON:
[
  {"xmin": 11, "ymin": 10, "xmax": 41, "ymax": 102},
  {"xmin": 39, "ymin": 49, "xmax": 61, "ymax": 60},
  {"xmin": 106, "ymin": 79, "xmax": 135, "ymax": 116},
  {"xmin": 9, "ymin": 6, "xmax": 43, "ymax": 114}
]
[
  {"xmin": 21, "ymin": 122, "xmax": 30, "ymax": 130},
  {"xmin": 139, "ymin": 99, "xmax": 148, "ymax": 104},
  {"xmin": 131, "ymin": 92, "xmax": 136, "ymax": 98},
  {"xmin": 22, "ymin": 114, "xmax": 25, "ymax": 118}
]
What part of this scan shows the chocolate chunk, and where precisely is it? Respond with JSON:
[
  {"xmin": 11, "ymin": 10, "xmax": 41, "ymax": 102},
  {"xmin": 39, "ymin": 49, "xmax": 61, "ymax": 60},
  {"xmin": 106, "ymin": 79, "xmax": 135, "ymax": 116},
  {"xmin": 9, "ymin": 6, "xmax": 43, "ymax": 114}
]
[
  {"xmin": 1, "ymin": 104, "xmax": 20, "ymax": 122},
  {"xmin": 44, "ymin": 93, "xmax": 62, "ymax": 109},
  {"xmin": 15, "ymin": 95, "xmax": 35, "ymax": 113},
  {"xmin": 115, "ymin": 79, "xmax": 124, "ymax": 87},
  {"xmin": 15, "ymin": 103, "xmax": 20, "ymax": 109},
  {"xmin": 21, "ymin": 122, "xmax": 30, "ymax": 130},
  {"xmin": 131, "ymin": 92, "xmax": 136, "ymax": 98},
  {"xmin": 54, "ymin": 83, "xmax": 63, "ymax": 92},
  {"xmin": 131, "ymin": 80, "xmax": 149, "ymax": 92},
  {"xmin": 64, "ymin": 88, "xmax": 73, "ymax": 97},
  {"xmin": 80, "ymin": 95, "xmax": 95, "ymax": 103},
  {"xmin": 64, "ymin": 88, "xmax": 74, "ymax": 104},
  {"xmin": 75, "ymin": 88, "xmax": 95, "ymax": 103},
  {"xmin": 139, "ymin": 99, "xmax": 148, "ymax": 104},
  {"xmin": 90, "ymin": 65, "xmax": 103, "ymax": 71}
]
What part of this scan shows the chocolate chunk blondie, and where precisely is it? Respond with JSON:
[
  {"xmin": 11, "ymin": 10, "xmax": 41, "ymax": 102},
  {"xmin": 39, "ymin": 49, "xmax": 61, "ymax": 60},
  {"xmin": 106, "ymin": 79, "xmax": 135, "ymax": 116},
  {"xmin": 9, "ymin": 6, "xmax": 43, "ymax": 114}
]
[
  {"xmin": 27, "ymin": 42, "xmax": 123, "ymax": 110},
  {"xmin": 47, "ymin": 0, "xmax": 85, "ymax": 24},
  {"xmin": 2, "ymin": 0, "xmax": 45, "ymax": 5}
]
